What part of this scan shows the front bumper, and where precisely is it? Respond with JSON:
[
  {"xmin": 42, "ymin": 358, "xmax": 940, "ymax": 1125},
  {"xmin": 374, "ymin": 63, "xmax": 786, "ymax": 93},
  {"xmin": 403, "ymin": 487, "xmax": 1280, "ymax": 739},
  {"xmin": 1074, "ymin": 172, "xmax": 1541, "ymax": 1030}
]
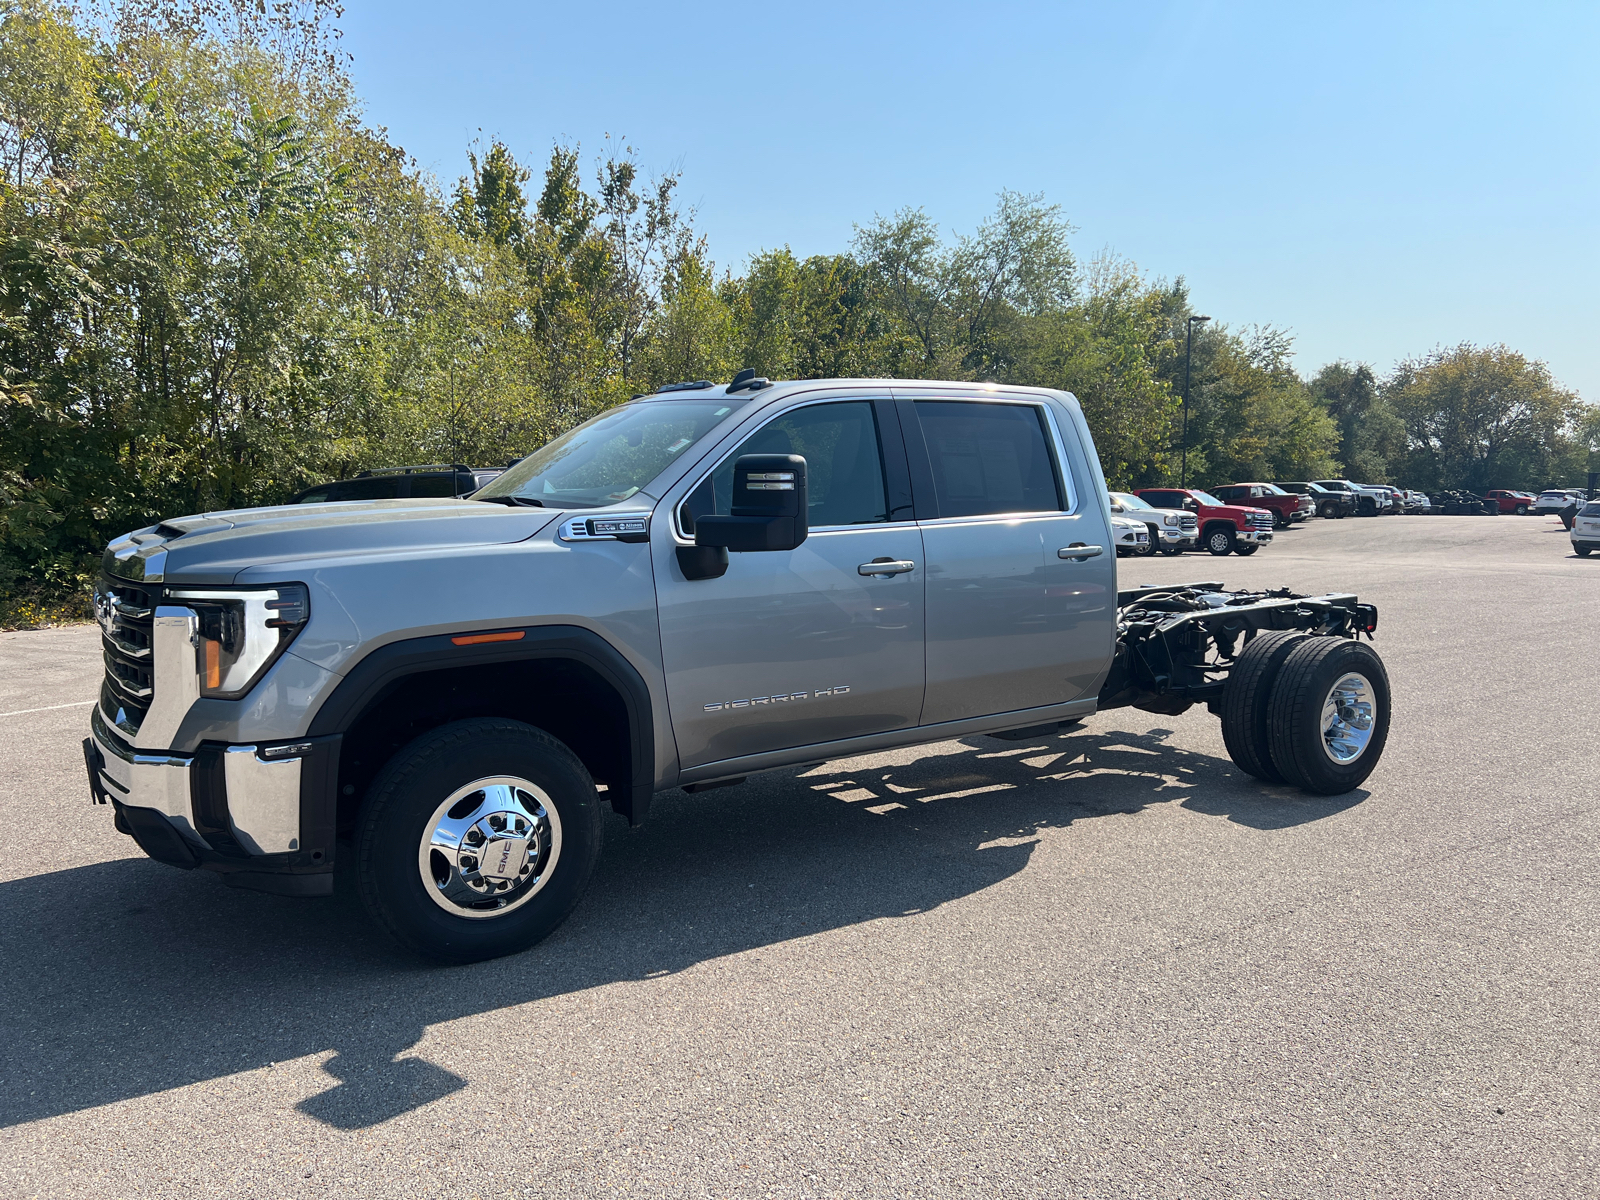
[
  {"xmin": 1237, "ymin": 529, "xmax": 1273, "ymax": 546},
  {"xmin": 86, "ymin": 707, "xmax": 337, "ymax": 895}
]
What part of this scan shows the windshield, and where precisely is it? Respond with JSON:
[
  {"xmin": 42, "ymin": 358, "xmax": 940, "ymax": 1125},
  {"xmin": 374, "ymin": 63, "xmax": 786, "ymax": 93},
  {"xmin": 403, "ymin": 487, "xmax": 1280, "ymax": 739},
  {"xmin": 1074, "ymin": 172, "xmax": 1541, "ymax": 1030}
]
[
  {"xmin": 476, "ymin": 400, "xmax": 745, "ymax": 508},
  {"xmin": 1259, "ymin": 483, "xmax": 1288, "ymax": 495},
  {"xmin": 1110, "ymin": 492, "xmax": 1153, "ymax": 511},
  {"xmin": 1189, "ymin": 490, "xmax": 1224, "ymax": 507}
]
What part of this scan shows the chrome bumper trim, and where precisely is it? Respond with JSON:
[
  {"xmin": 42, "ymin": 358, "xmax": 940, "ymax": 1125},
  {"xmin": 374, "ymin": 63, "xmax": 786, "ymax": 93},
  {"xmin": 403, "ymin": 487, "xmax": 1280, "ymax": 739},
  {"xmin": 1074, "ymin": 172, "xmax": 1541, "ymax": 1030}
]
[
  {"xmin": 90, "ymin": 708, "xmax": 205, "ymax": 847},
  {"xmin": 223, "ymin": 747, "xmax": 304, "ymax": 854}
]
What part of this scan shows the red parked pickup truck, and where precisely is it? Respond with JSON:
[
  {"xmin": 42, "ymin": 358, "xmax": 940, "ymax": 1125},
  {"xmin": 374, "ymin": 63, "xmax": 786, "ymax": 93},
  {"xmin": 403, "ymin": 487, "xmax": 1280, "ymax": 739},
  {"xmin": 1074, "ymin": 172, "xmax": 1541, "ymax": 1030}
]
[
  {"xmin": 1136, "ymin": 487, "xmax": 1275, "ymax": 556},
  {"xmin": 1483, "ymin": 489, "xmax": 1537, "ymax": 515},
  {"xmin": 1211, "ymin": 482, "xmax": 1314, "ymax": 528}
]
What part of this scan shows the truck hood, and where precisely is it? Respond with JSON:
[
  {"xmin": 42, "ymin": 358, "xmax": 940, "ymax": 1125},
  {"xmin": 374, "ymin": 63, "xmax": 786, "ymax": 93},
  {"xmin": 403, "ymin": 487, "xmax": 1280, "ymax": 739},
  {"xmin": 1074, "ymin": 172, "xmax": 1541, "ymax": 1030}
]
[{"xmin": 102, "ymin": 499, "xmax": 563, "ymax": 585}]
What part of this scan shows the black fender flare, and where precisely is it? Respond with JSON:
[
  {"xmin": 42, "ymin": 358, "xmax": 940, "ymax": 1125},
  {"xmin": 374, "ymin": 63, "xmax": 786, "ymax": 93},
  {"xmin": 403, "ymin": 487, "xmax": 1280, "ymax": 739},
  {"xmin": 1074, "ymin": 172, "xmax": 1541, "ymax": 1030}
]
[{"xmin": 308, "ymin": 625, "xmax": 657, "ymax": 825}]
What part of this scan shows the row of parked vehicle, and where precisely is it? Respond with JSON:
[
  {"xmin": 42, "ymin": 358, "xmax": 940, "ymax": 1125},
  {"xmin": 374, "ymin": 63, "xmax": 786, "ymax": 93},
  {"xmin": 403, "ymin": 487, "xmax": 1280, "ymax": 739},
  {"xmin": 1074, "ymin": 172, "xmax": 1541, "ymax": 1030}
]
[{"xmin": 1106, "ymin": 477, "xmax": 1427, "ymax": 557}]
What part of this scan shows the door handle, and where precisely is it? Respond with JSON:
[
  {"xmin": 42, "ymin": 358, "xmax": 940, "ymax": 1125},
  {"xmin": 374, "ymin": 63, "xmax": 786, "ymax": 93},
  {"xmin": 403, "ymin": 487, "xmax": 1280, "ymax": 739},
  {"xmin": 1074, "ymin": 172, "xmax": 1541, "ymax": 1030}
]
[
  {"xmin": 1057, "ymin": 544, "xmax": 1104, "ymax": 560},
  {"xmin": 859, "ymin": 558, "xmax": 916, "ymax": 576}
]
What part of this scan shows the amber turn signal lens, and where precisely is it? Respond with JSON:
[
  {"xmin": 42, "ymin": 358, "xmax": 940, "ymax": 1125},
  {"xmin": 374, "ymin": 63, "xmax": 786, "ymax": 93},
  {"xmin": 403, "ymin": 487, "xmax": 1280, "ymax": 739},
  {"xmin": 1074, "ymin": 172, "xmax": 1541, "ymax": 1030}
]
[
  {"xmin": 203, "ymin": 637, "xmax": 221, "ymax": 689},
  {"xmin": 450, "ymin": 630, "xmax": 525, "ymax": 646}
]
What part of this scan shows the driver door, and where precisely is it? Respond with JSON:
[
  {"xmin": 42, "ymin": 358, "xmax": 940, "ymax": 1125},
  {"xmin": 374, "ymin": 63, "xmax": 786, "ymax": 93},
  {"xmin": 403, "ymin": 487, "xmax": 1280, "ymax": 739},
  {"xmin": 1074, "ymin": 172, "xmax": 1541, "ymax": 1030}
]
[{"xmin": 653, "ymin": 399, "xmax": 926, "ymax": 771}]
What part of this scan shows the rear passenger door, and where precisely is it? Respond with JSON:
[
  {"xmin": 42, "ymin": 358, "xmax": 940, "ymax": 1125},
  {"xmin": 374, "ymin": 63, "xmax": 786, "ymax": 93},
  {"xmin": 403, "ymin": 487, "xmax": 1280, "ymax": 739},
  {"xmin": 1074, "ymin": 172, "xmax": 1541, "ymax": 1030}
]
[{"xmin": 899, "ymin": 396, "xmax": 1114, "ymax": 725}]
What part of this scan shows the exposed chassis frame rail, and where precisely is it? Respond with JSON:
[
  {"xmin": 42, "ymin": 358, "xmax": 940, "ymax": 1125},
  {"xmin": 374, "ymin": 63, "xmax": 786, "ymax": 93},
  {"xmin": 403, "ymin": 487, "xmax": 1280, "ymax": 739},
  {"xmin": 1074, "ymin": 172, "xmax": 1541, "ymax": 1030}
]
[{"xmin": 1098, "ymin": 580, "xmax": 1379, "ymax": 715}]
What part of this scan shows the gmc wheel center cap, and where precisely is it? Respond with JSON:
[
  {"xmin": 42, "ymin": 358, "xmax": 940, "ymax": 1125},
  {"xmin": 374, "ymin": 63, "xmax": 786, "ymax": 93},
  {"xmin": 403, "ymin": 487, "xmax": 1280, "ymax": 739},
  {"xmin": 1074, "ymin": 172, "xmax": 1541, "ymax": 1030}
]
[{"xmin": 479, "ymin": 832, "xmax": 532, "ymax": 881}]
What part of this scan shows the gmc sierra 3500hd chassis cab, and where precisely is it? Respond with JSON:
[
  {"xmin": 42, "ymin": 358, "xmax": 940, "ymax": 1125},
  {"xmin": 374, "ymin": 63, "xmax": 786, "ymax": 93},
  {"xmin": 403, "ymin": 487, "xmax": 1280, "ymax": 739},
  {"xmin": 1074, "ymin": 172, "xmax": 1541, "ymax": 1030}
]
[{"xmin": 87, "ymin": 375, "xmax": 1390, "ymax": 962}]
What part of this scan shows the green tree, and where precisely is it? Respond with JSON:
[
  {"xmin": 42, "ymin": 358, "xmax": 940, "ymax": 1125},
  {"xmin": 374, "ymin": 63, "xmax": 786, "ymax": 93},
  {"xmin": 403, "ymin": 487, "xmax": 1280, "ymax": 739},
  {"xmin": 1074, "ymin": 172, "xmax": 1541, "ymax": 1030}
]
[
  {"xmin": 1308, "ymin": 361, "xmax": 1405, "ymax": 481},
  {"xmin": 1385, "ymin": 343, "xmax": 1585, "ymax": 491}
]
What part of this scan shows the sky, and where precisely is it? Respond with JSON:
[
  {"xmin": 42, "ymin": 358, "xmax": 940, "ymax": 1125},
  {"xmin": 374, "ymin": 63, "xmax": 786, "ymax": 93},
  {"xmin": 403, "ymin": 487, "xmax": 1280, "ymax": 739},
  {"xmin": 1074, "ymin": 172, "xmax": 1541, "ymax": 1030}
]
[{"xmin": 337, "ymin": 0, "xmax": 1600, "ymax": 399}]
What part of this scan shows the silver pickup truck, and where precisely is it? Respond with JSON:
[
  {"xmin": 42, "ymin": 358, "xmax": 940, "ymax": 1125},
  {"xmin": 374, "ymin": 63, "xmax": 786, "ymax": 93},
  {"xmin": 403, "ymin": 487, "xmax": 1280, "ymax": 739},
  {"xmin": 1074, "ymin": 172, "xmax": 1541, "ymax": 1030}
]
[{"xmin": 86, "ymin": 375, "xmax": 1391, "ymax": 962}]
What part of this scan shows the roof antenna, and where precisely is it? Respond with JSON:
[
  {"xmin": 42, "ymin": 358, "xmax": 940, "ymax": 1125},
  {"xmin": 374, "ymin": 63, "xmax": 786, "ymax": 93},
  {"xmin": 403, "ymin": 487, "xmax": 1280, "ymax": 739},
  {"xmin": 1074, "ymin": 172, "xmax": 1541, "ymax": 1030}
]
[{"xmin": 726, "ymin": 368, "xmax": 772, "ymax": 393}]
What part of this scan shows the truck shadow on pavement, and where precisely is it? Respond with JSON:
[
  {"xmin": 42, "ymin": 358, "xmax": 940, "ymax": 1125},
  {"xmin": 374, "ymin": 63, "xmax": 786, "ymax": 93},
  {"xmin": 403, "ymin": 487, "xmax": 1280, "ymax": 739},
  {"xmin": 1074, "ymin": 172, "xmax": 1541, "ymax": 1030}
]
[{"xmin": 1, "ymin": 725, "xmax": 1365, "ymax": 1131}]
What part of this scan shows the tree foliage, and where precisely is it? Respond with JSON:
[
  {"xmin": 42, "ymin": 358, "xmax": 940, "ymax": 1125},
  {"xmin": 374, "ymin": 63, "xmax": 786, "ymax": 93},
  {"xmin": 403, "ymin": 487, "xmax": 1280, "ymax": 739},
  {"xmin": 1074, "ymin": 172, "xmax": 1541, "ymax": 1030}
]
[{"xmin": 0, "ymin": 0, "xmax": 1593, "ymax": 614}]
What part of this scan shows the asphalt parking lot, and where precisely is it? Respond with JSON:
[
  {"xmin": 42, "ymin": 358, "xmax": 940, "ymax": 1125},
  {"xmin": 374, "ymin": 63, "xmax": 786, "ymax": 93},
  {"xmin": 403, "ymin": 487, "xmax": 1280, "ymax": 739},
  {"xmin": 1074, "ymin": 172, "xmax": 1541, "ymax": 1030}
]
[{"xmin": 2, "ymin": 513, "xmax": 1597, "ymax": 1199}]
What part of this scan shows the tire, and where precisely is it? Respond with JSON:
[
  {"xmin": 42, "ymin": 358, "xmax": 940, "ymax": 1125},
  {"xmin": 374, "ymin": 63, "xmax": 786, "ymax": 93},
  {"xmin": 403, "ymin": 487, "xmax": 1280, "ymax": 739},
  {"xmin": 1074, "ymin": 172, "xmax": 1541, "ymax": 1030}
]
[
  {"xmin": 356, "ymin": 718, "xmax": 606, "ymax": 964},
  {"xmin": 1234, "ymin": 543, "xmax": 1259, "ymax": 555},
  {"xmin": 1220, "ymin": 630, "xmax": 1308, "ymax": 783},
  {"xmin": 1359, "ymin": 498, "xmax": 1376, "ymax": 516},
  {"xmin": 1577, "ymin": 546, "xmax": 1592, "ymax": 557},
  {"xmin": 1266, "ymin": 638, "xmax": 1391, "ymax": 795},
  {"xmin": 1318, "ymin": 502, "xmax": 1335, "ymax": 519},
  {"xmin": 1514, "ymin": 504, "xmax": 1528, "ymax": 516},
  {"xmin": 1137, "ymin": 524, "xmax": 1158, "ymax": 555},
  {"xmin": 1159, "ymin": 544, "xmax": 1184, "ymax": 556},
  {"xmin": 1204, "ymin": 526, "xmax": 1236, "ymax": 556},
  {"xmin": 1272, "ymin": 512, "xmax": 1287, "ymax": 529}
]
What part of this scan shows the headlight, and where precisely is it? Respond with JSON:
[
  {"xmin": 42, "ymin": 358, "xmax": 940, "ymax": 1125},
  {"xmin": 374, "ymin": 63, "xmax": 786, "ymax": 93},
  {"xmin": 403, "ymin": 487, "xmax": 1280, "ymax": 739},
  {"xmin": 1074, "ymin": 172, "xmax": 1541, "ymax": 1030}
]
[
  {"xmin": 165, "ymin": 584, "xmax": 309, "ymax": 698},
  {"xmin": 1163, "ymin": 514, "xmax": 1180, "ymax": 526}
]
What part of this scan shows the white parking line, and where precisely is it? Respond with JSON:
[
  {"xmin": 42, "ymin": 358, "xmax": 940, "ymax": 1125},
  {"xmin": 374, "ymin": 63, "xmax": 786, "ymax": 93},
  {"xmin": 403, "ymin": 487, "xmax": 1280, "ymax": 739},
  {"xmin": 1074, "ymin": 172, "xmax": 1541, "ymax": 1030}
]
[{"xmin": 0, "ymin": 700, "xmax": 96, "ymax": 719}]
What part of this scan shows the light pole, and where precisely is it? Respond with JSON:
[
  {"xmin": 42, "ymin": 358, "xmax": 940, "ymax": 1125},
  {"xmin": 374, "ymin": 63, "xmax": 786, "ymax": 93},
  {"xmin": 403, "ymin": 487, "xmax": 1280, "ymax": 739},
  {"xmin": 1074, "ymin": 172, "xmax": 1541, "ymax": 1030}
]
[{"xmin": 1180, "ymin": 314, "xmax": 1210, "ymax": 487}]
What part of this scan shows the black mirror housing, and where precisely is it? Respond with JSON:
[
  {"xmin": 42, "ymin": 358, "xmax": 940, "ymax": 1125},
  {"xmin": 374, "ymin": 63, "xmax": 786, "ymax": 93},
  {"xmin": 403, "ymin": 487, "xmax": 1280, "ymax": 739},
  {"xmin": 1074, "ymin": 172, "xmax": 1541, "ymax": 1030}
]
[{"xmin": 693, "ymin": 454, "xmax": 808, "ymax": 553}]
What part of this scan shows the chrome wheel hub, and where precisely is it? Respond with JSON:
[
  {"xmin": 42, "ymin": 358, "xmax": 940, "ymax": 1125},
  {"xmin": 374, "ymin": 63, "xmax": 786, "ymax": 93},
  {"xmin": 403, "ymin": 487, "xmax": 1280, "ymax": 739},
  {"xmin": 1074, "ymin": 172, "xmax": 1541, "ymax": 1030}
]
[
  {"xmin": 1321, "ymin": 673, "xmax": 1376, "ymax": 764},
  {"xmin": 417, "ymin": 777, "xmax": 562, "ymax": 919}
]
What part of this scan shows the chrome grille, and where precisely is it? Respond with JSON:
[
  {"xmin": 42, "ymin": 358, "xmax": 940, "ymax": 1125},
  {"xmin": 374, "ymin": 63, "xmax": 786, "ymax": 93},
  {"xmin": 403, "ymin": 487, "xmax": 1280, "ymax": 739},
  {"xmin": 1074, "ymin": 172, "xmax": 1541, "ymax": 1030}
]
[
  {"xmin": 1179, "ymin": 515, "xmax": 1198, "ymax": 533},
  {"xmin": 1248, "ymin": 513, "xmax": 1273, "ymax": 529},
  {"xmin": 95, "ymin": 575, "xmax": 158, "ymax": 735}
]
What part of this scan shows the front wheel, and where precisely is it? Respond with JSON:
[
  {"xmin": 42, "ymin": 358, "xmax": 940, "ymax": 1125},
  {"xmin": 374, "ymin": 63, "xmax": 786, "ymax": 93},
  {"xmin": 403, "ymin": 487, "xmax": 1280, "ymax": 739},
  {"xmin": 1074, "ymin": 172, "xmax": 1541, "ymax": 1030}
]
[
  {"xmin": 1514, "ymin": 504, "xmax": 1528, "ymax": 516},
  {"xmin": 1266, "ymin": 638, "xmax": 1391, "ymax": 794},
  {"xmin": 1136, "ymin": 525, "xmax": 1158, "ymax": 555},
  {"xmin": 356, "ymin": 718, "xmax": 606, "ymax": 963},
  {"xmin": 1234, "ymin": 543, "xmax": 1259, "ymax": 556},
  {"xmin": 1205, "ymin": 527, "xmax": 1236, "ymax": 556},
  {"xmin": 1317, "ymin": 502, "xmax": 1335, "ymax": 518}
]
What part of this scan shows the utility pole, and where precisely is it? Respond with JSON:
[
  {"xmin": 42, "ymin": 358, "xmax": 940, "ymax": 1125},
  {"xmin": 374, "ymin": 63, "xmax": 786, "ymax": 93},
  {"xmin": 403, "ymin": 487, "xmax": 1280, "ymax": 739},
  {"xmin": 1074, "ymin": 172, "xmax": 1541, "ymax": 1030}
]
[{"xmin": 1180, "ymin": 314, "xmax": 1210, "ymax": 487}]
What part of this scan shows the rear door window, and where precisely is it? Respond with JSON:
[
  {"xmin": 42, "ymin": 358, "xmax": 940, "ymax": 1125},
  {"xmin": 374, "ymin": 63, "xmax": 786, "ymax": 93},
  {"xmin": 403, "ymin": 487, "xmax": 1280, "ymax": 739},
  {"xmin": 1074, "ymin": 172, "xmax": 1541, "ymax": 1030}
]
[
  {"xmin": 1142, "ymin": 490, "xmax": 1186, "ymax": 508},
  {"xmin": 337, "ymin": 476, "xmax": 408, "ymax": 501},
  {"xmin": 409, "ymin": 474, "xmax": 462, "ymax": 498},
  {"xmin": 911, "ymin": 402, "xmax": 1063, "ymax": 518}
]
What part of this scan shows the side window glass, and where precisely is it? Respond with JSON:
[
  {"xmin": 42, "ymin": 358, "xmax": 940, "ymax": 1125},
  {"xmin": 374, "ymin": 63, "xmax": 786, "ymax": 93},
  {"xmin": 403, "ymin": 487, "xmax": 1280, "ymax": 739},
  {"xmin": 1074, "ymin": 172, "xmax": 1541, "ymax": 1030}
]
[
  {"xmin": 341, "ymin": 477, "xmax": 407, "ymax": 501},
  {"xmin": 410, "ymin": 475, "xmax": 458, "ymax": 498},
  {"xmin": 680, "ymin": 401, "xmax": 890, "ymax": 534},
  {"xmin": 914, "ymin": 402, "xmax": 1063, "ymax": 518}
]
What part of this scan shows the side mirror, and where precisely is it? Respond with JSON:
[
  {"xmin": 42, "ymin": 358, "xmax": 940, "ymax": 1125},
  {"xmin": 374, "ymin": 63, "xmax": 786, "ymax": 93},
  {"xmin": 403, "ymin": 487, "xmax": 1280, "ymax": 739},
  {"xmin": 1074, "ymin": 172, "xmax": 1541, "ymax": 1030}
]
[
  {"xmin": 1183, "ymin": 499, "xmax": 1199, "ymax": 511},
  {"xmin": 693, "ymin": 454, "xmax": 808, "ymax": 553}
]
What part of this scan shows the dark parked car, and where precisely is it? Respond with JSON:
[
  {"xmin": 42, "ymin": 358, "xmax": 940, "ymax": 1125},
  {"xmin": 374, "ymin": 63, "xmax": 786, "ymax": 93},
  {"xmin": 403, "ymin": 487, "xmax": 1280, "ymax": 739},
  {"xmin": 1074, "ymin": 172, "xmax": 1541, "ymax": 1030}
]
[
  {"xmin": 1275, "ymin": 481, "xmax": 1354, "ymax": 519},
  {"xmin": 288, "ymin": 464, "xmax": 505, "ymax": 504}
]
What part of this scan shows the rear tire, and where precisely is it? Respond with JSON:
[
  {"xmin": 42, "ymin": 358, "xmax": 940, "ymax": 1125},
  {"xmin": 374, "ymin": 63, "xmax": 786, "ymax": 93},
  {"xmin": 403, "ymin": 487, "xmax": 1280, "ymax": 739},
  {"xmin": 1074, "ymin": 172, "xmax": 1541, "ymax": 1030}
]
[
  {"xmin": 357, "ymin": 718, "xmax": 606, "ymax": 964},
  {"xmin": 1576, "ymin": 546, "xmax": 1592, "ymax": 556},
  {"xmin": 1266, "ymin": 639, "xmax": 1390, "ymax": 795},
  {"xmin": 1220, "ymin": 631, "xmax": 1308, "ymax": 783},
  {"xmin": 1205, "ymin": 526, "xmax": 1236, "ymax": 556}
]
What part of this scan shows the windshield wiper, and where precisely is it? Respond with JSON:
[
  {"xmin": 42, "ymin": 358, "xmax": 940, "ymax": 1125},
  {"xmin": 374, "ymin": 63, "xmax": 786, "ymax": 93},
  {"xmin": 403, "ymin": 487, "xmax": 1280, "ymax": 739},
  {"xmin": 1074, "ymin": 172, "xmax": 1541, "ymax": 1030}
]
[{"xmin": 476, "ymin": 495, "xmax": 544, "ymax": 507}]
